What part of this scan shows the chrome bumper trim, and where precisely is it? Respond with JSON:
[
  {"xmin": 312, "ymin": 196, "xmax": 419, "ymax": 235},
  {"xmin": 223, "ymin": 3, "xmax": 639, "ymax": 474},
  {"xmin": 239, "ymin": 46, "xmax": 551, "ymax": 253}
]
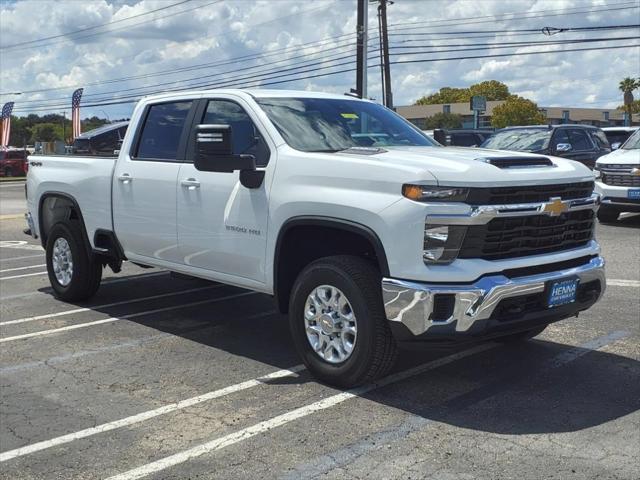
[
  {"xmin": 382, "ymin": 256, "xmax": 605, "ymax": 336},
  {"xmin": 428, "ymin": 194, "xmax": 599, "ymax": 226},
  {"xmin": 601, "ymin": 198, "xmax": 640, "ymax": 208}
]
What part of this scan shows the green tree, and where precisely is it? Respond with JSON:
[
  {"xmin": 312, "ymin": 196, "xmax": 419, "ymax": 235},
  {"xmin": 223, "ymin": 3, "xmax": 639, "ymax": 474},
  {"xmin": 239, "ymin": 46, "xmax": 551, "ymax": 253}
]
[
  {"xmin": 491, "ymin": 96, "xmax": 546, "ymax": 128},
  {"xmin": 415, "ymin": 80, "xmax": 511, "ymax": 105},
  {"xmin": 619, "ymin": 77, "xmax": 640, "ymax": 122},
  {"xmin": 424, "ymin": 112, "xmax": 463, "ymax": 129},
  {"xmin": 30, "ymin": 123, "xmax": 63, "ymax": 142}
]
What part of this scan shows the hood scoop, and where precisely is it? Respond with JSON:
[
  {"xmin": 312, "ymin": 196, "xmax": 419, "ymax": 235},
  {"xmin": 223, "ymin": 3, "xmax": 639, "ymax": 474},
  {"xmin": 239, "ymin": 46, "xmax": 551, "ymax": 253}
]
[{"xmin": 476, "ymin": 155, "xmax": 554, "ymax": 168}]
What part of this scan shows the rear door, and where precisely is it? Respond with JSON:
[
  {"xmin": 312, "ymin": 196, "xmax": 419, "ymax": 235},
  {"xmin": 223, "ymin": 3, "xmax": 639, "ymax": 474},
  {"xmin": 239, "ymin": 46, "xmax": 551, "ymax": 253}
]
[
  {"xmin": 176, "ymin": 96, "xmax": 273, "ymax": 284},
  {"xmin": 552, "ymin": 128, "xmax": 598, "ymax": 168},
  {"xmin": 112, "ymin": 100, "xmax": 196, "ymax": 263}
]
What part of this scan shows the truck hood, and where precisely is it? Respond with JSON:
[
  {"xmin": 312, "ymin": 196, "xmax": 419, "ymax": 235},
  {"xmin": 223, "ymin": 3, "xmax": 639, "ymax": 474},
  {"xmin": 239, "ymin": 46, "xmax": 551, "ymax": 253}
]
[
  {"xmin": 345, "ymin": 146, "xmax": 595, "ymax": 187},
  {"xmin": 596, "ymin": 148, "xmax": 640, "ymax": 166}
]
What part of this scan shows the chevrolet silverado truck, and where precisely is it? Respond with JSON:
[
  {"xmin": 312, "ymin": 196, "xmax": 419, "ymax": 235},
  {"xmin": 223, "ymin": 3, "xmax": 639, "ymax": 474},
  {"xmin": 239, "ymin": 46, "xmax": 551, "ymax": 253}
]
[
  {"xmin": 25, "ymin": 89, "xmax": 605, "ymax": 387},
  {"xmin": 594, "ymin": 128, "xmax": 640, "ymax": 222}
]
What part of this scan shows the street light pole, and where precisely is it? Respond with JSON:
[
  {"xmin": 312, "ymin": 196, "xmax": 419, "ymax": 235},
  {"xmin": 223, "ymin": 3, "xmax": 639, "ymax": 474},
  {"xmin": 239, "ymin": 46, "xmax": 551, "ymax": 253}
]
[{"xmin": 61, "ymin": 111, "xmax": 66, "ymax": 144}]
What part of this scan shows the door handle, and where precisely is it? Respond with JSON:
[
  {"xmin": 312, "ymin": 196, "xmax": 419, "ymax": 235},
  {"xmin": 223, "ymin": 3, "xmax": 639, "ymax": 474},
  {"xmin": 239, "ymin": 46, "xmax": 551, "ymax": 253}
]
[
  {"xmin": 181, "ymin": 178, "xmax": 201, "ymax": 190},
  {"xmin": 117, "ymin": 173, "xmax": 132, "ymax": 184}
]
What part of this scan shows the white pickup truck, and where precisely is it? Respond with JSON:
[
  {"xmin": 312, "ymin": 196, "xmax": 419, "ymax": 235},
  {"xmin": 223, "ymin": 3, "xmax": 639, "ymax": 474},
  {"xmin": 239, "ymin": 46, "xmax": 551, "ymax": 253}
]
[
  {"xmin": 25, "ymin": 89, "xmax": 605, "ymax": 387},
  {"xmin": 594, "ymin": 128, "xmax": 640, "ymax": 222}
]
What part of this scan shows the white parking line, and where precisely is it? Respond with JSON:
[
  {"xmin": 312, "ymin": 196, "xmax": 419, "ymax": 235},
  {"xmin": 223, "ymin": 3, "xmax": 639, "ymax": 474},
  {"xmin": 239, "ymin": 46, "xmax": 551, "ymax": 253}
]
[
  {"xmin": 607, "ymin": 278, "xmax": 640, "ymax": 287},
  {"xmin": 0, "ymin": 263, "xmax": 45, "ymax": 273},
  {"xmin": 0, "ymin": 270, "xmax": 46, "ymax": 280},
  {"xmin": 0, "ymin": 364, "xmax": 305, "ymax": 463},
  {"xmin": 0, "ymin": 291, "xmax": 256, "ymax": 343},
  {"xmin": 0, "ymin": 253, "xmax": 44, "ymax": 262},
  {"xmin": 105, "ymin": 329, "xmax": 632, "ymax": 480},
  {"xmin": 0, "ymin": 284, "xmax": 223, "ymax": 326}
]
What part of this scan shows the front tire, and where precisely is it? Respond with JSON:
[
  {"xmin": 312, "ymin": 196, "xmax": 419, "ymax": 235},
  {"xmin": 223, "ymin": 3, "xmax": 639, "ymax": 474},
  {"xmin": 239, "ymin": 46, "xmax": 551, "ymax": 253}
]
[
  {"xmin": 46, "ymin": 221, "xmax": 102, "ymax": 301},
  {"xmin": 289, "ymin": 255, "xmax": 397, "ymax": 388},
  {"xmin": 597, "ymin": 205, "xmax": 619, "ymax": 223}
]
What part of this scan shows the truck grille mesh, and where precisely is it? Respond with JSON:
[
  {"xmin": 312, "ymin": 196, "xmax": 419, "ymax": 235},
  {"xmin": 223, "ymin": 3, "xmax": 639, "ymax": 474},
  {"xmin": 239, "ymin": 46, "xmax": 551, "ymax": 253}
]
[
  {"xmin": 601, "ymin": 173, "xmax": 640, "ymax": 187},
  {"xmin": 465, "ymin": 182, "xmax": 594, "ymax": 205},
  {"xmin": 459, "ymin": 210, "xmax": 595, "ymax": 260}
]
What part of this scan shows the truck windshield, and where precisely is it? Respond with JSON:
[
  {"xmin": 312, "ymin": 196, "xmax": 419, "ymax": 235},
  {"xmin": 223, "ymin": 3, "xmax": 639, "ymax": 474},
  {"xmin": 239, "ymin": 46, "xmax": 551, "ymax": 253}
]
[
  {"xmin": 255, "ymin": 97, "xmax": 436, "ymax": 152},
  {"xmin": 482, "ymin": 129, "xmax": 552, "ymax": 152},
  {"xmin": 622, "ymin": 130, "xmax": 640, "ymax": 150}
]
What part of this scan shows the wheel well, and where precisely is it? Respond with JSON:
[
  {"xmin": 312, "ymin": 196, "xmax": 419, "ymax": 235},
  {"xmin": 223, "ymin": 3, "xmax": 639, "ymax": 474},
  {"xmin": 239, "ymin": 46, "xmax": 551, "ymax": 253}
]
[
  {"xmin": 38, "ymin": 194, "xmax": 86, "ymax": 250},
  {"xmin": 274, "ymin": 219, "xmax": 388, "ymax": 313}
]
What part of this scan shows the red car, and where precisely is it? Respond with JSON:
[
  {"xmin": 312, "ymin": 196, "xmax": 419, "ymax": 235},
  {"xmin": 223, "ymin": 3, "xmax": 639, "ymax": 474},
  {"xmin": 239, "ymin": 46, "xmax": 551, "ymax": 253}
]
[{"xmin": 0, "ymin": 149, "xmax": 28, "ymax": 177}]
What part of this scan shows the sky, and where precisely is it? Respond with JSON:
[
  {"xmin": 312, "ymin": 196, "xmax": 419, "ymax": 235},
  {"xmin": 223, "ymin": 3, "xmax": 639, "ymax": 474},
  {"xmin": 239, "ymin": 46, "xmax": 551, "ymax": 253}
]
[{"xmin": 0, "ymin": 0, "xmax": 639, "ymax": 119}]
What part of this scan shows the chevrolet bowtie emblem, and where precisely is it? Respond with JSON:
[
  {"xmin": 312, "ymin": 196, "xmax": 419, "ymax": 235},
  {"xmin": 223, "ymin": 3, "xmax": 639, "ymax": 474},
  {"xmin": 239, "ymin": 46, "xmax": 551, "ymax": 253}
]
[
  {"xmin": 542, "ymin": 197, "xmax": 569, "ymax": 216},
  {"xmin": 632, "ymin": 167, "xmax": 640, "ymax": 177}
]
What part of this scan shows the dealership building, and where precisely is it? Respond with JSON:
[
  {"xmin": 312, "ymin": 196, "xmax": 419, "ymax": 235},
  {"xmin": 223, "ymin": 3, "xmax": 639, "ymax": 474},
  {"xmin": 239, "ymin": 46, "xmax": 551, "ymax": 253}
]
[{"xmin": 397, "ymin": 101, "xmax": 634, "ymax": 129}]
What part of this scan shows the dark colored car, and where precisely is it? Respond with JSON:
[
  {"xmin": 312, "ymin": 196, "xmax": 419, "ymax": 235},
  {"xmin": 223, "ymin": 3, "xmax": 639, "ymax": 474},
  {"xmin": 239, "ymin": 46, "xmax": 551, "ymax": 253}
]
[
  {"xmin": 602, "ymin": 127, "xmax": 638, "ymax": 150},
  {"xmin": 481, "ymin": 125, "xmax": 611, "ymax": 169},
  {"xmin": 433, "ymin": 128, "xmax": 494, "ymax": 147},
  {"xmin": 72, "ymin": 121, "xmax": 129, "ymax": 156},
  {"xmin": 0, "ymin": 149, "xmax": 28, "ymax": 177}
]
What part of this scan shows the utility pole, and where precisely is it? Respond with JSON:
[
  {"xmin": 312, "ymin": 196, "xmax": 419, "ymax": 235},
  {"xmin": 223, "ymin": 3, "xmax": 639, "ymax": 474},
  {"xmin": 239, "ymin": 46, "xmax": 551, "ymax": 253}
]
[
  {"xmin": 61, "ymin": 111, "xmax": 66, "ymax": 144},
  {"xmin": 379, "ymin": 0, "xmax": 393, "ymax": 109},
  {"xmin": 355, "ymin": 0, "xmax": 368, "ymax": 99}
]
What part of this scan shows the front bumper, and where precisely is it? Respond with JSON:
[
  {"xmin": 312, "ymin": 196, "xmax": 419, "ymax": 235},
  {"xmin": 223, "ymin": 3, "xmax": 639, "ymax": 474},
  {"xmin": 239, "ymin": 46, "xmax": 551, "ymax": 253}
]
[
  {"xmin": 595, "ymin": 181, "xmax": 640, "ymax": 211},
  {"xmin": 382, "ymin": 256, "xmax": 605, "ymax": 339}
]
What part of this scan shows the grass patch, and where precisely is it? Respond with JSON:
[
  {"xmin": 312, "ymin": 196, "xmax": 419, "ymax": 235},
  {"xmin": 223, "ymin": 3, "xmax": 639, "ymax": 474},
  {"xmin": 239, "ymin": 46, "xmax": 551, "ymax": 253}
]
[{"xmin": 0, "ymin": 176, "xmax": 26, "ymax": 182}]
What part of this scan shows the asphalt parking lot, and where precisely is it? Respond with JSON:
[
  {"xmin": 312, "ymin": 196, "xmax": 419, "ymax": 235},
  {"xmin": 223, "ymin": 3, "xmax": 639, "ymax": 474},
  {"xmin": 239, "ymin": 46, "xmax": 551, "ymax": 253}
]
[{"xmin": 1, "ymin": 180, "xmax": 638, "ymax": 480}]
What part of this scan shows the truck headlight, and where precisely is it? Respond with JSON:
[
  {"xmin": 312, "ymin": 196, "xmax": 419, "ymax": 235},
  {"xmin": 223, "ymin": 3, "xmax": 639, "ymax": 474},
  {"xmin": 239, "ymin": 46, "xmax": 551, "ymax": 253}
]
[
  {"xmin": 403, "ymin": 185, "xmax": 468, "ymax": 202},
  {"xmin": 423, "ymin": 224, "xmax": 467, "ymax": 264},
  {"xmin": 593, "ymin": 164, "xmax": 602, "ymax": 179}
]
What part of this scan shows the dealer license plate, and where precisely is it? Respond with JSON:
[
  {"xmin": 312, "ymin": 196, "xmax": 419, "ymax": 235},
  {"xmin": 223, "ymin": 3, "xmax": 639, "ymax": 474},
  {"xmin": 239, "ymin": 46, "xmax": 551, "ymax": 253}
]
[
  {"xmin": 547, "ymin": 278, "xmax": 579, "ymax": 308},
  {"xmin": 627, "ymin": 189, "xmax": 640, "ymax": 200}
]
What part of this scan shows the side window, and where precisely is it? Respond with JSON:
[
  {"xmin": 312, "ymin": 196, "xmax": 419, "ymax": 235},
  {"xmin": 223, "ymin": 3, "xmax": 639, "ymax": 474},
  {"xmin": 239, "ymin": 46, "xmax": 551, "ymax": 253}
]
[
  {"xmin": 567, "ymin": 129, "xmax": 594, "ymax": 151},
  {"xmin": 553, "ymin": 129, "xmax": 570, "ymax": 148},
  {"xmin": 135, "ymin": 101, "xmax": 192, "ymax": 161},
  {"xmin": 202, "ymin": 100, "xmax": 270, "ymax": 167},
  {"xmin": 590, "ymin": 130, "xmax": 610, "ymax": 149}
]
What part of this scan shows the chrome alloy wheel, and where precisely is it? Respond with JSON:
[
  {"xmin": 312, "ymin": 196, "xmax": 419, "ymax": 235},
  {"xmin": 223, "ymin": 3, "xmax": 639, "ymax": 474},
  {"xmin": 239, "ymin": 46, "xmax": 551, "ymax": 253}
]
[
  {"xmin": 304, "ymin": 285, "xmax": 358, "ymax": 363},
  {"xmin": 52, "ymin": 237, "xmax": 73, "ymax": 286}
]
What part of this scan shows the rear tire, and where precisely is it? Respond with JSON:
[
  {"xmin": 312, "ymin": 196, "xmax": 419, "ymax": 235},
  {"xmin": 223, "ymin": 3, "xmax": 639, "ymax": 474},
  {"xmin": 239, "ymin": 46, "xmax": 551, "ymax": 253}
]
[
  {"xmin": 597, "ymin": 206, "xmax": 619, "ymax": 223},
  {"xmin": 289, "ymin": 255, "xmax": 397, "ymax": 388},
  {"xmin": 3, "ymin": 167, "xmax": 13, "ymax": 177},
  {"xmin": 496, "ymin": 325, "xmax": 547, "ymax": 343},
  {"xmin": 46, "ymin": 221, "xmax": 102, "ymax": 301}
]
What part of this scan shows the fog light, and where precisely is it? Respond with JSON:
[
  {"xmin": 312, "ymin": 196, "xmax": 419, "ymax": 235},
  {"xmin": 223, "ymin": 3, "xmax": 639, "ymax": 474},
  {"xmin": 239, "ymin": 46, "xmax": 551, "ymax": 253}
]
[{"xmin": 423, "ymin": 224, "xmax": 466, "ymax": 264}]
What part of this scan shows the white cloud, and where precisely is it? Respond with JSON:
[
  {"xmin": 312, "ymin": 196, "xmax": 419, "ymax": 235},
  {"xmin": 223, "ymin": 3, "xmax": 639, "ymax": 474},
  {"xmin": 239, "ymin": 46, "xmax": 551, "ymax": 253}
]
[{"xmin": 0, "ymin": 0, "xmax": 638, "ymax": 118}]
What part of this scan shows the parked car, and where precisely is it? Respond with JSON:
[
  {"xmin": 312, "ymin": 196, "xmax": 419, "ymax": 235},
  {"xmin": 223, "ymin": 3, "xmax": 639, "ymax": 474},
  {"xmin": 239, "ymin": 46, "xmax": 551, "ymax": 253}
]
[
  {"xmin": 72, "ymin": 121, "xmax": 129, "ymax": 156},
  {"xmin": 0, "ymin": 149, "xmax": 28, "ymax": 177},
  {"xmin": 26, "ymin": 89, "xmax": 605, "ymax": 387},
  {"xmin": 481, "ymin": 125, "xmax": 611, "ymax": 169},
  {"xmin": 594, "ymin": 128, "xmax": 640, "ymax": 222},
  {"xmin": 433, "ymin": 128, "xmax": 494, "ymax": 147},
  {"xmin": 602, "ymin": 126, "xmax": 639, "ymax": 150}
]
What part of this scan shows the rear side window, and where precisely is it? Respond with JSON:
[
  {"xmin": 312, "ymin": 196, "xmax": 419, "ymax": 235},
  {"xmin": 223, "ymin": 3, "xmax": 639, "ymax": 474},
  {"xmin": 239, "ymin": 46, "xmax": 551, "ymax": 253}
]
[
  {"xmin": 135, "ymin": 101, "xmax": 192, "ymax": 160},
  {"xmin": 590, "ymin": 130, "xmax": 610, "ymax": 149},
  {"xmin": 567, "ymin": 129, "xmax": 594, "ymax": 151}
]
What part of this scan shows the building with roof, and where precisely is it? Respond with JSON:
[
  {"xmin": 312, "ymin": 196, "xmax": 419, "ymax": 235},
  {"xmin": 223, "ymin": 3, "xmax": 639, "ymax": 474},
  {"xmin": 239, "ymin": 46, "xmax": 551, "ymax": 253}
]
[{"xmin": 397, "ymin": 101, "xmax": 634, "ymax": 129}]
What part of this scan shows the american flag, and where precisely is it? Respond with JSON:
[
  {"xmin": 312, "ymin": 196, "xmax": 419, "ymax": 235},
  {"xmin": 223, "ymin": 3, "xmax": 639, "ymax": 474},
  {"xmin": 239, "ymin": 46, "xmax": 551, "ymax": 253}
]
[
  {"xmin": 1, "ymin": 102, "xmax": 15, "ymax": 148},
  {"xmin": 71, "ymin": 88, "xmax": 84, "ymax": 139}
]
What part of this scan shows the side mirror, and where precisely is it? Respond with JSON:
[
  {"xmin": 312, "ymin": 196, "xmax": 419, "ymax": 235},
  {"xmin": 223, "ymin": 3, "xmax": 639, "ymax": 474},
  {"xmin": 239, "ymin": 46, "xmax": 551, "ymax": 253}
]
[
  {"xmin": 611, "ymin": 142, "xmax": 621, "ymax": 150},
  {"xmin": 194, "ymin": 124, "xmax": 264, "ymax": 188},
  {"xmin": 556, "ymin": 143, "xmax": 572, "ymax": 153}
]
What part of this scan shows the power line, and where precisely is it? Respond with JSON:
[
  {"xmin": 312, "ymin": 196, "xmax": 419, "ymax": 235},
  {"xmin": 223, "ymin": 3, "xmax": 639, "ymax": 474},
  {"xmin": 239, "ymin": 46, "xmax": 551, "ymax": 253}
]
[
  {"xmin": 387, "ymin": 24, "xmax": 640, "ymax": 37},
  {"xmin": 0, "ymin": 0, "xmax": 224, "ymax": 53},
  {"xmin": 12, "ymin": 42, "xmax": 639, "ymax": 113},
  {"xmin": 0, "ymin": 0, "xmax": 195, "ymax": 49}
]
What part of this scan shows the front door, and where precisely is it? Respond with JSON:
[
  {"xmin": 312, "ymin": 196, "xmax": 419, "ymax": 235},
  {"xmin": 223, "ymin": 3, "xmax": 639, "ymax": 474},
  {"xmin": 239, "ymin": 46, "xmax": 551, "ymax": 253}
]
[
  {"xmin": 113, "ymin": 100, "xmax": 194, "ymax": 263},
  {"xmin": 177, "ymin": 97, "xmax": 273, "ymax": 285},
  {"xmin": 552, "ymin": 128, "xmax": 598, "ymax": 168}
]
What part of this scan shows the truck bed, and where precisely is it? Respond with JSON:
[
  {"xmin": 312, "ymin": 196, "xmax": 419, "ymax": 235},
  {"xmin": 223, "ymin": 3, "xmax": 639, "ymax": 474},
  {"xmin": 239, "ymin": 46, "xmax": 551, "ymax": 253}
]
[{"xmin": 26, "ymin": 154, "xmax": 117, "ymax": 248}]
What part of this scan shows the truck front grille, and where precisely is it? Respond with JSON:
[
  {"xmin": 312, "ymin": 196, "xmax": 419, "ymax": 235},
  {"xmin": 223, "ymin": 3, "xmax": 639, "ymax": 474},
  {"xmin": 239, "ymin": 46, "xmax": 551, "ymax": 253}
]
[
  {"xmin": 465, "ymin": 181, "xmax": 594, "ymax": 205},
  {"xmin": 458, "ymin": 210, "xmax": 595, "ymax": 260},
  {"xmin": 601, "ymin": 173, "xmax": 640, "ymax": 187}
]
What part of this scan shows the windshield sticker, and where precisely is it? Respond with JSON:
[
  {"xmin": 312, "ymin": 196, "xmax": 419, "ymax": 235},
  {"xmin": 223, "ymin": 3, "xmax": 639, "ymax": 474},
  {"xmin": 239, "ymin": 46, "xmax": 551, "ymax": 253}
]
[{"xmin": 340, "ymin": 113, "xmax": 359, "ymax": 119}]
